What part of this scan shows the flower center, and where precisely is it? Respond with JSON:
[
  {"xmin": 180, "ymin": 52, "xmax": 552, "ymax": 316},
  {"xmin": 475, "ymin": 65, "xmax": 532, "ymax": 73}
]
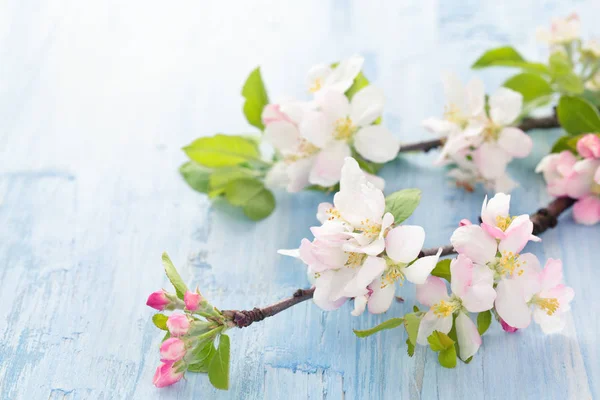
[
  {"xmin": 496, "ymin": 251, "xmax": 526, "ymax": 277},
  {"xmin": 283, "ymin": 139, "xmax": 320, "ymax": 163},
  {"xmin": 443, "ymin": 104, "xmax": 467, "ymax": 128},
  {"xmin": 356, "ymin": 219, "xmax": 382, "ymax": 238},
  {"xmin": 309, "ymin": 78, "xmax": 322, "ymax": 93},
  {"xmin": 325, "ymin": 207, "xmax": 342, "ymax": 221},
  {"xmin": 432, "ymin": 297, "xmax": 460, "ymax": 318},
  {"xmin": 334, "ymin": 117, "xmax": 357, "ymax": 140},
  {"xmin": 495, "ymin": 215, "xmax": 515, "ymax": 231},
  {"xmin": 345, "ymin": 252, "xmax": 367, "ymax": 268},
  {"xmin": 482, "ymin": 122, "xmax": 502, "ymax": 142},
  {"xmin": 382, "ymin": 258, "xmax": 406, "ymax": 287},
  {"xmin": 531, "ymin": 296, "xmax": 560, "ymax": 316}
]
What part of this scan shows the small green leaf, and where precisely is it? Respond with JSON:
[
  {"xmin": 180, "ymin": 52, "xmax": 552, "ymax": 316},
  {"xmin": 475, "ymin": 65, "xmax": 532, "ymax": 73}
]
[
  {"xmin": 384, "ymin": 189, "xmax": 422, "ymax": 224},
  {"xmin": 503, "ymin": 73, "xmax": 554, "ymax": 103},
  {"xmin": 472, "ymin": 46, "xmax": 549, "ymax": 74},
  {"xmin": 549, "ymin": 53, "xmax": 584, "ymax": 94},
  {"xmin": 345, "ymin": 71, "xmax": 370, "ymax": 100},
  {"xmin": 242, "ymin": 188, "xmax": 276, "ymax": 221},
  {"xmin": 152, "ymin": 314, "xmax": 168, "ymax": 330},
  {"xmin": 477, "ymin": 310, "xmax": 492, "ymax": 336},
  {"xmin": 427, "ymin": 331, "xmax": 455, "ymax": 352},
  {"xmin": 179, "ymin": 161, "xmax": 211, "ymax": 194},
  {"xmin": 404, "ymin": 312, "xmax": 422, "ymax": 346},
  {"xmin": 208, "ymin": 167, "xmax": 256, "ymax": 198},
  {"xmin": 183, "ymin": 134, "xmax": 261, "ymax": 168},
  {"xmin": 242, "ymin": 67, "xmax": 269, "ymax": 131},
  {"xmin": 557, "ymin": 95, "xmax": 600, "ymax": 135},
  {"xmin": 406, "ymin": 338, "xmax": 415, "ymax": 357},
  {"xmin": 431, "ymin": 259, "xmax": 451, "ymax": 282},
  {"xmin": 162, "ymin": 252, "xmax": 188, "ymax": 299},
  {"xmin": 225, "ymin": 178, "xmax": 265, "ymax": 206},
  {"xmin": 208, "ymin": 334, "xmax": 231, "ymax": 390},
  {"xmin": 438, "ymin": 346, "xmax": 457, "ymax": 369},
  {"xmin": 162, "ymin": 331, "xmax": 171, "ymax": 342},
  {"xmin": 550, "ymin": 135, "xmax": 576, "ymax": 153},
  {"xmin": 188, "ymin": 340, "xmax": 216, "ymax": 373},
  {"xmin": 353, "ymin": 318, "xmax": 404, "ymax": 338}
]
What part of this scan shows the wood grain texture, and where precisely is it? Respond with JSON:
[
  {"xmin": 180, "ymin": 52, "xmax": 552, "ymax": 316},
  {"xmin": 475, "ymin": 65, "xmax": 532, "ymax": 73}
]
[{"xmin": 0, "ymin": 1, "xmax": 599, "ymax": 399}]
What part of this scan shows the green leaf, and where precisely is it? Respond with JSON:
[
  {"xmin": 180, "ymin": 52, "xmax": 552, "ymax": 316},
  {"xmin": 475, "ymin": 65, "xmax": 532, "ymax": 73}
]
[
  {"xmin": 179, "ymin": 161, "xmax": 211, "ymax": 194},
  {"xmin": 162, "ymin": 252, "xmax": 188, "ymax": 299},
  {"xmin": 224, "ymin": 178, "xmax": 265, "ymax": 206},
  {"xmin": 549, "ymin": 53, "xmax": 584, "ymax": 94},
  {"xmin": 242, "ymin": 67, "xmax": 269, "ymax": 131},
  {"xmin": 208, "ymin": 167, "xmax": 256, "ymax": 198},
  {"xmin": 557, "ymin": 95, "xmax": 600, "ymax": 135},
  {"xmin": 406, "ymin": 338, "xmax": 415, "ymax": 357},
  {"xmin": 438, "ymin": 346, "xmax": 458, "ymax": 369},
  {"xmin": 427, "ymin": 331, "xmax": 455, "ymax": 352},
  {"xmin": 183, "ymin": 134, "xmax": 261, "ymax": 168},
  {"xmin": 345, "ymin": 71, "xmax": 370, "ymax": 100},
  {"xmin": 477, "ymin": 310, "xmax": 492, "ymax": 335},
  {"xmin": 550, "ymin": 135, "xmax": 576, "ymax": 153},
  {"xmin": 242, "ymin": 188, "xmax": 276, "ymax": 221},
  {"xmin": 208, "ymin": 334, "xmax": 231, "ymax": 390},
  {"xmin": 403, "ymin": 312, "xmax": 422, "ymax": 346},
  {"xmin": 503, "ymin": 73, "xmax": 554, "ymax": 103},
  {"xmin": 162, "ymin": 331, "xmax": 171, "ymax": 342},
  {"xmin": 431, "ymin": 259, "xmax": 451, "ymax": 282},
  {"xmin": 384, "ymin": 189, "xmax": 422, "ymax": 224},
  {"xmin": 152, "ymin": 314, "xmax": 168, "ymax": 330},
  {"xmin": 472, "ymin": 46, "xmax": 549, "ymax": 74},
  {"xmin": 188, "ymin": 340, "xmax": 216, "ymax": 373},
  {"xmin": 353, "ymin": 318, "xmax": 404, "ymax": 338}
]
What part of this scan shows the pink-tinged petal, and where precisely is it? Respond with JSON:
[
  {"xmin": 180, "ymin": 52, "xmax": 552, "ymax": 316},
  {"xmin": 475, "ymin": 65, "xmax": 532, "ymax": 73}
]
[
  {"xmin": 262, "ymin": 104, "xmax": 294, "ymax": 126},
  {"xmin": 312, "ymin": 270, "xmax": 349, "ymax": 311},
  {"xmin": 160, "ymin": 338, "xmax": 187, "ymax": 362},
  {"xmin": 460, "ymin": 266, "xmax": 496, "ymax": 312},
  {"xmin": 347, "ymin": 256, "xmax": 386, "ymax": 294},
  {"xmin": 450, "ymin": 254, "xmax": 474, "ymax": 298},
  {"xmin": 184, "ymin": 291, "xmax": 202, "ymax": 311},
  {"xmin": 153, "ymin": 362, "xmax": 184, "ymax": 388},
  {"xmin": 576, "ymin": 133, "xmax": 600, "ymax": 159},
  {"xmin": 264, "ymin": 120, "xmax": 301, "ymax": 155},
  {"xmin": 539, "ymin": 258, "xmax": 563, "ymax": 292},
  {"xmin": 517, "ymin": 252, "xmax": 542, "ymax": 278},
  {"xmin": 489, "ymin": 87, "xmax": 523, "ymax": 125},
  {"xmin": 298, "ymin": 111, "xmax": 332, "ymax": 148},
  {"xmin": 497, "ymin": 127, "xmax": 533, "ymax": 158},
  {"xmin": 481, "ymin": 222, "xmax": 506, "ymax": 240},
  {"xmin": 455, "ymin": 312, "xmax": 482, "ymax": 361},
  {"xmin": 404, "ymin": 248, "xmax": 442, "ymax": 285},
  {"xmin": 317, "ymin": 202, "xmax": 334, "ymax": 223},
  {"xmin": 416, "ymin": 276, "xmax": 449, "ymax": 307},
  {"xmin": 450, "ymin": 225, "xmax": 497, "ymax": 265},
  {"xmin": 385, "ymin": 225, "xmax": 425, "ymax": 264},
  {"xmin": 498, "ymin": 215, "xmax": 534, "ymax": 254},
  {"xmin": 543, "ymin": 285, "xmax": 575, "ymax": 313},
  {"xmin": 459, "ymin": 219, "xmax": 472, "ymax": 227},
  {"xmin": 146, "ymin": 290, "xmax": 171, "ymax": 311},
  {"xmin": 351, "ymin": 295, "xmax": 368, "ymax": 316},
  {"xmin": 417, "ymin": 311, "xmax": 453, "ymax": 345},
  {"xmin": 480, "ymin": 193, "xmax": 511, "ymax": 227},
  {"xmin": 366, "ymin": 279, "xmax": 396, "ymax": 314},
  {"xmin": 500, "ymin": 318, "xmax": 519, "ymax": 333},
  {"xmin": 166, "ymin": 313, "xmax": 191, "ymax": 337},
  {"xmin": 573, "ymin": 196, "xmax": 600, "ymax": 225},
  {"xmin": 533, "ymin": 308, "xmax": 566, "ymax": 334},
  {"xmin": 494, "ymin": 279, "xmax": 532, "ymax": 329},
  {"xmin": 474, "ymin": 142, "xmax": 512, "ymax": 179},
  {"xmin": 567, "ymin": 159, "xmax": 600, "ymax": 198},
  {"xmin": 343, "ymin": 236, "xmax": 385, "ymax": 256},
  {"xmin": 286, "ymin": 156, "xmax": 315, "ymax": 193},
  {"xmin": 595, "ymin": 166, "xmax": 600, "ymax": 184},
  {"xmin": 493, "ymin": 173, "xmax": 518, "ymax": 194},
  {"xmin": 310, "ymin": 220, "xmax": 352, "ymax": 244},
  {"xmin": 299, "ymin": 238, "xmax": 348, "ymax": 273},
  {"xmin": 350, "ymin": 86, "xmax": 385, "ymax": 127},
  {"xmin": 354, "ymin": 125, "xmax": 400, "ymax": 163},
  {"xmin": 309, "ymin": 141, "xmax": 351, "ymax": 188}
]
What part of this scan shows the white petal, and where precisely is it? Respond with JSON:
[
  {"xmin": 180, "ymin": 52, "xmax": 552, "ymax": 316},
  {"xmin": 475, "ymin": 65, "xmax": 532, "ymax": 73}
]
[
  {"xmin": 309, "ymin": 141, "xmax": 351, "ymax": 187},
  {"xmin": 367, "ymin": 279, "xmax": 395, "ymax": 314},
  {"xmin": 441, "ymin": 72, "xmax": 467, "ymax": 113},
  {"xmin": 365, "ymin": 172, "xmax": 385, "ymax": 191},
  {"xmin": 286, "ymin": 157, "xmax": 315, "ymax": 192},
  {"xmin": 385, "ymin": 225, "xmax": 425, "ymax": 264},
  {"xmin": 494, "ymin": 279, "xmax": 532, "ymax": 329},
  {"xmin": 317, "ymin": 90, "xmax": 350, "ymax": 120},
  {"xmin": 264, "ymin": 121, "xmax": 301, "ymax": 154},
  {"xmin": 307, "ymin": 64, "xmax": 332, "ymax": 91},
  {"xmin": 323, "ymin": 55, "xmax": 364, "ymax": 93},
  {"xmin": 299, "ymin": 111, "xmax": 332, "ymax": 148},
  {"xmin": 416, "ymin": 276, "xmax": 449, "ymax": 307},
  {"xmin": 465, "ymin": 78, "xmax": 486, "ymax": 117},
  {"xmin": 450, "ymin": 254, "xmax": 474, "ymax": 298},
  {"xmin": 474, "ymin": 142, "xmax": 512, "ymax": 180},
  {"xmin": 404, "ymin": 248, "xmax": 442, "ymax": 285},
  {"xmin": 348, "ymin": 256, "xmax": 386, "ymax": 294},
  {"xmin": 533, "ymin": 309, "xmax": 566, "ymax": 334},
  {"xmin": 498, "ymin": 215, "xmax": 534, "ymax": 254},
  {"xmin": 480, "ymin": 193, "xmax": 511, "ymax": 227},
  {"xmin": 417, "ymin": 311, "xmax": 453, "ymax": 345},
  {"xmin": 312, "ymin": 270, "xmax": 348, "ymax": 311},
  {"xmin": 450, "ymin": 225, "xmax": 497, "ymax": 265},
  {"xmin": 422, "ymin": 118, "xmax": 460, "ymax": 136},
  {"xmin": 460, "ymin": 265, "xmax": 497, "ymax": 313},
  {"xmin": 351, "ymin": 295, "xmax": 368, "ymax": 316},
  {"xmin": 350, "ymin": 86, "xmax": 385, "ymax": 126},
  {"xmin": 354, "ymin": 125, "xmax": 400, "ymax": 163},
  {"xmin": 277, "ymin": 248, "xmax": 300, "ymax": 258},
  {"xmin": 265, "ymin": 162, "xmax": 290, "ymax": 190},
  {"xmin": 497, "ymin": 127, "xmax": 533, "ymax": 158},
  {"xmin": 316, "ymin": 202, "xmax": 334, "ymax": 224},
  {"xmin": 455, "ymin": 312, "xmax": 482, "ymax": 361},
  {"xmin": 490, "ymin": 87, "xmax": 523, "ymax": 125}
]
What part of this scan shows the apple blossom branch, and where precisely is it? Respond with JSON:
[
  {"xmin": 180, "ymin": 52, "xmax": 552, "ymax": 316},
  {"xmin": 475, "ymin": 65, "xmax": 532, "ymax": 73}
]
[
  {"xmin": 397, "ymin": 113, "xmax": 559, "ymax": 154},
  {"xmin": 222, "ymin": 196, "xmax": 575, "ymax": 329}
]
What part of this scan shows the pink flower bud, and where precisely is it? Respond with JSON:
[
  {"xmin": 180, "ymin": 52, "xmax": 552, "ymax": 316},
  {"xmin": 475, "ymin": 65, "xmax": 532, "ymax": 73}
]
[
  {"xmin": 166, "ymin": 313, "xmax": 190, "ymax": 337},
  {"xmin": 153, "ymin": 362, "xmax": 184, "ymax": 388},
  {"xmin": 500, "ymin": 318, "xmax": 518, "ymax": 333},
  {"xmin": 146, "ymin": 290, "xmax": 170, "ymax": 311},
  {"xmin": 184, "ymin": 290, "xmax": 202, "ymax": 311},
  {"xmin": 160, "ymin": 338, "xmax": 186, "ymax": 362},
  {"xmin": 459, "ymin": 219, "xmax": 472, "ymax": 227},
  {"xmin": 261, "ymin": 104, "xmax": 293, "ymax": 126},
  {"xmin": 576, "ymin": 134, "xmax": 600, "ymax": 159}
]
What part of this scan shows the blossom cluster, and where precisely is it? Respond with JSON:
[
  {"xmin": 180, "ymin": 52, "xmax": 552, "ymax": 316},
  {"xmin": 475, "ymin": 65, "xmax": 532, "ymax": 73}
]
[
  {"xmin": 263, "ymin": 55, "xmax": 400, "ymax": 192},
  {"xmin": 280, "ymin": 157, "xmax": 441, "ymax": 315},
  {"xmin": 537, "ymin": 133, "xmax": 600, "ymax": 225},
  {"xmin": 423, "ymin": 73, "xmax": 532, "ymax": 193},
  {"xmin": 413, "ymin": 193, "xmax": 574, "ymax": 361}
]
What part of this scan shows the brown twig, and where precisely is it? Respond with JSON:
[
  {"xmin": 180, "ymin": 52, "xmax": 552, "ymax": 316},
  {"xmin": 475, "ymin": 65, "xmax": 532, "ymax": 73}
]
[
  {"xmin": 223, "ymin": 195, "xmax": 575, "ymax": 329},
  {"xmin": 397, "ymin": 113, "xmax": 559, "ymax": 154}
]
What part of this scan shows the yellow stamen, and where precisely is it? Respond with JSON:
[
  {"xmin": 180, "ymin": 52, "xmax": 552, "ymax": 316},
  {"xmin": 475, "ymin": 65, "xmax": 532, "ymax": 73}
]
[
  {"xmin": 284, "ymin": 139, "xmax": 319, "ymax": 163},
  {"xmin": 334, "ymin": 117, "xmax": 356, "ymax": 140},
  {"xmin": 382, "ymin": 264, "xmax": 405, "ymax": 288},
  {"xmin": 356, "ymin": 218, "xmax": 381, "ymax": 238},
  {"xmin": 345, "ymin": 252, "xmax": 366, "ymax": 268},
  {"xmin": 443, "ymin": 104, "xmax": 466, "ymax": 127},
  {"xmin": 432, "ymin": 300, "xmax": 455, "ymax": 318},
  {"xmin": 533, "ymin": 297, "xmax": 560, "ymax": 316},
  {"xmin": 326, "ymin": 208, "xmax": 341, "ymax": 221},
  {"xmin": 482, "ymin": 122, "xmax": 502, "ymax": 142},
  {"xmin": 309, "ymin": 78, "xmax": 322, "ymax": 93},
  {"xmin": 495, "ymin": 215, "xmax": 516, "ymax": 231},
  {"xmin": 498, "ymin": 250, "xmax": 525, "ymax": 277}
]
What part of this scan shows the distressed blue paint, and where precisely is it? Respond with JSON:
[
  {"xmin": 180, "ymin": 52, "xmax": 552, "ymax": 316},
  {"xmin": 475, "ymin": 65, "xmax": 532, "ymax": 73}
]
[{"xmin": 0, "ymin": 1, "xmax": 599, "ymax": 399}]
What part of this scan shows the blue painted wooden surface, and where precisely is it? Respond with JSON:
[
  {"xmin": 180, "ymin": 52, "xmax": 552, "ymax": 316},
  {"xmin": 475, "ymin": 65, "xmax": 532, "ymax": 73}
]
[{"xmin": 1, "ymin": 1, "xmax": 599, "ymax": 399}]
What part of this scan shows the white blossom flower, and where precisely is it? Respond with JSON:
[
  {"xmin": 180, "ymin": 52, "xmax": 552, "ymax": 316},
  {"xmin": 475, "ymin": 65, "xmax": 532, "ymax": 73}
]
[
  {"xmin": 536, "ymin": 13, "xmax": 580, "ymax": 45},
  {"xmin": 307, "ymin": 55, "xmax": 364, "ymax": 95}
]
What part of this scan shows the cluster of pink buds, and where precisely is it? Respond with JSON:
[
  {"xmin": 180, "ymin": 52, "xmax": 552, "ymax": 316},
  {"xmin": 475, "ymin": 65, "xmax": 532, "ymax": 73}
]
[{"xmin": 537, "ymin": 133, "xmax": 600, "ymax": 225}]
